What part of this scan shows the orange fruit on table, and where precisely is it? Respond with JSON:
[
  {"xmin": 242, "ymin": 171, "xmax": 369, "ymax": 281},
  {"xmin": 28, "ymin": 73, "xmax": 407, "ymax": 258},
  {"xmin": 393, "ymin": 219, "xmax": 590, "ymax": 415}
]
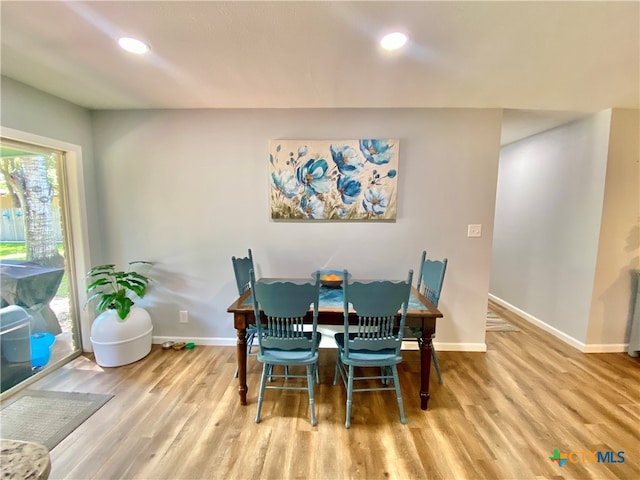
[{"xmin": 321, "ymin": 274, "xmax": 341, "ymax": 281}]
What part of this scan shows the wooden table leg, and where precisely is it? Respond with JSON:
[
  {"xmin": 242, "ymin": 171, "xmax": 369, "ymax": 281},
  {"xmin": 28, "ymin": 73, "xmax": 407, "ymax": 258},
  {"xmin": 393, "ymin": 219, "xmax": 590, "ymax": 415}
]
[
  {"xmin": 419, "ymin": 329, "xmax": 433, "ymax": 410},
  {"xmin": 237, "ymin": 327, "xmax": 248, "ymax": 405}
]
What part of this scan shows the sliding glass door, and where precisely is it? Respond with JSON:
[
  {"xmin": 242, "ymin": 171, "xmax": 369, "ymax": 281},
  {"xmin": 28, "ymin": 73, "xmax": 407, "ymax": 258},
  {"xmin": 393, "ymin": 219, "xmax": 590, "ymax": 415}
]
[{"xmin": 0, "ymin": 137, "xmax": 82, "ymax": 394}]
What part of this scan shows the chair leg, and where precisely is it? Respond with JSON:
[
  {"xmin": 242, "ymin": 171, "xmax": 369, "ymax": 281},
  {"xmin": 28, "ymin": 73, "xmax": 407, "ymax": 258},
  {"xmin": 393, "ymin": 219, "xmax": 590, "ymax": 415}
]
[
  {"xmin": 431, "ymin": 347, "xmax": 443, "ymax": 385},
  {"xmin": 392, "ymin": 365, "xmax": 406, "ymax": 424},
  {"xmin": 266, "ymin": 365, "xmax": 289, "ymax": 381},
  {"xmin": 247, "ymin": 333, "xmax": 256, "ymax": 353},
  {"xmin": 345, "ymin": 365, "xmax": 354, "ymax": 429},
  {"xmin": 306, "ymin": 364, "xmax": 317, "ymax": 426},
  {"xmin": 381, "ymin": 366, "xmax": 391, "ymax": 385},
  {"xmin": 255, "ymin": 363, "xmax": 269, "ymax": 423}
]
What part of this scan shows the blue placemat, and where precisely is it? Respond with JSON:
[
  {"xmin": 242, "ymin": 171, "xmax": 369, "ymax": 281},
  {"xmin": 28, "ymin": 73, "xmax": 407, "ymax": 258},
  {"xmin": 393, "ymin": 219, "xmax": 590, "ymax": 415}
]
[{"xmin": 243, "ymin": 286, "xmax": 427, "ymax": 311}]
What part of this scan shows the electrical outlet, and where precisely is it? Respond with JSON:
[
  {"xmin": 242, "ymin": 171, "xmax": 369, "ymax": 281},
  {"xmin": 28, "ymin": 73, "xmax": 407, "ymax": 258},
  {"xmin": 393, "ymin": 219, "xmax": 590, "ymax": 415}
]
[
  {"xmin": 179, "ymin": 310, "xmax": 189, "ymax": 323},
  {"xmin": 467, "ymin": 224, "xmax": 482, "ymax": 238}
]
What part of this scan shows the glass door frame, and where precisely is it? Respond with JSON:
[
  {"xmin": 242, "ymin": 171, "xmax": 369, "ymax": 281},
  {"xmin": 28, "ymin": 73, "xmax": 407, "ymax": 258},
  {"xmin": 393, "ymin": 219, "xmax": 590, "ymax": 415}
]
[{"xmin": 0, "ymin": 126, "xmax": 92, "ymax": 400}]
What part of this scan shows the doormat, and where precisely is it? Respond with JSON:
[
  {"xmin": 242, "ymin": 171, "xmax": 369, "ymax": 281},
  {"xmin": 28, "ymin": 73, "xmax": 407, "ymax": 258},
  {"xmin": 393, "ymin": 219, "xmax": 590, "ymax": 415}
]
[
  {"xmin": 0, "ymin": 390, "xmax": 113, "ymax": 450},
  {"xmin": 486, "ymin": 311, "xmax": 521, "ymax": 332}
]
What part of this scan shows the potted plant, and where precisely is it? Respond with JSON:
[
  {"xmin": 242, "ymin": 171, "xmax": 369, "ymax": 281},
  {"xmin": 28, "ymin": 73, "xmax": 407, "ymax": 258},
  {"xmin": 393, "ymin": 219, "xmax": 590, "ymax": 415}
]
[{"xmin": 85, "ymin": 261, "xmax": 154, "ymax": 367}]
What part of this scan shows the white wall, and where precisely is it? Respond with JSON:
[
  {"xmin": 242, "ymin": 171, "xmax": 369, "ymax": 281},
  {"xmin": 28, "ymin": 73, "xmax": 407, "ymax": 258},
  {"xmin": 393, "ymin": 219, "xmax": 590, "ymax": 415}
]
[
  {"xmin": 1, "ymin": 77, "xmax": 92, "ymax": 147},
  {"xmin": 586, "ymin": 109, "xmax": 640, "ymax": 348},
  {"xmin": 491, "ymin": 109, "xmax": 640, "ymax": 350},
  {"xmin": 491, "ymin": 112, "xmax": 611, "ymax": 343},
  {"xmin": 91, "ymin": 108, "xmax": 502, "ymax": 350},
  {"xmin": 3, "ymin": 77, "xmax": 636, "ymax": 353}
]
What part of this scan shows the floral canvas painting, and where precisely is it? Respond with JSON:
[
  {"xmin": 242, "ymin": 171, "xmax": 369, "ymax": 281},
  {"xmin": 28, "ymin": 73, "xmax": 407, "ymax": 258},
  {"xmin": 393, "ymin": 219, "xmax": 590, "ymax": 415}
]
[{"xmin": 269, "ymin": 139, "xmax": 399, "ymax": 220}]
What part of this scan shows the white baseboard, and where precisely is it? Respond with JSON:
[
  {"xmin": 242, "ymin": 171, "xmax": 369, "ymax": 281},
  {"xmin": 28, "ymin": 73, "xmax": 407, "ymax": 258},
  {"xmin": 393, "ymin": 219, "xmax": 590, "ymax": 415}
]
[
  {"xmin": 155, "ymin": 332, "xmax": 488, "ymax": 352},
  {"xmin": 582, "ymin": 344, "xmax": 628, "ymax": 353},
  {"xmin": 434, "ymin": 342, "xmax": 487, "ymax": 352},
  {"xmin": 488, "ymin": 294, "xmax": 628, "ymax": 353}
]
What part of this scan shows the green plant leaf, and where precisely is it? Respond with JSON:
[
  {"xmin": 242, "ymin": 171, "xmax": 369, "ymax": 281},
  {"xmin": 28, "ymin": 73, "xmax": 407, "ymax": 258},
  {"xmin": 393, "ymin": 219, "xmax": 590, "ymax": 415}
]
[
  {"xmin": 115, "ymin": 297, "xmax": 133, "ymax": 320},
  {"xmin": 85, "ymin": 261, "xmax": 153, "ymax": 317},
  {"xmin": 87, "ymin": 277, "xmax": 111, "ymax": 292},
  {"xmin": 129, "ymin": 261, "xmax": 152, "ymax": 267},
  {"xmin": 127, "ymin": 271, "xmax": 151, "ymax": 282},
  {"xmin": 84, "ymin": 292, "xmax": 104, "ymax": 308},
  {"xmin": 86, "ymin": 264, "xmax": 116, "ymax": 276},
  {"xmin": 116, "ymin": 279, "xmax": 146, "ymax": 298},
  {"xmin": 96, "ymin": 293, "xmax": 116, "ymax": 314}
]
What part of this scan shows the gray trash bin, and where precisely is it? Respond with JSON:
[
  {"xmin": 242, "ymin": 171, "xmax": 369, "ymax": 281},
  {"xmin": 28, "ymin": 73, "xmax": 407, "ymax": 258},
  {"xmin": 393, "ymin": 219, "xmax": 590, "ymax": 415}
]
[
  {"xmin": 1, "ymin": 305, "xmax": 33, "ymax": 392},
  {"xmin": 1, "ymin": 305, "xmax": 32, "ymax": 363}
]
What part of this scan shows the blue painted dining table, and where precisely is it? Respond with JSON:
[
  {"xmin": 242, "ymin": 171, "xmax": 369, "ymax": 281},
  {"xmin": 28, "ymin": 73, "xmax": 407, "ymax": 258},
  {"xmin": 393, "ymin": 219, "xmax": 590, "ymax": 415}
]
[{"xmin": 226, "ymin": 279, "xmax": 443, "ymax": 410}]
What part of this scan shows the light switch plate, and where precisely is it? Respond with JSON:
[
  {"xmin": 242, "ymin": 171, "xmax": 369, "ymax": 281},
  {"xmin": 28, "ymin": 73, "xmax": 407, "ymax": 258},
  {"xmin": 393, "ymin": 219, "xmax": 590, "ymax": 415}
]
[{"xmin": 468, "ymin": 224, "xmax": 482, "ymax": 237}]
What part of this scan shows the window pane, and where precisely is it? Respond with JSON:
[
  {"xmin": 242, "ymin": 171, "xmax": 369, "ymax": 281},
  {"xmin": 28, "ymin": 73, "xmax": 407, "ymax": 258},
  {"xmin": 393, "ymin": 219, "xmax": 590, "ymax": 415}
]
[{"xmin": 0, "ymin": 138, "xmax": 82, "ymax": 394}]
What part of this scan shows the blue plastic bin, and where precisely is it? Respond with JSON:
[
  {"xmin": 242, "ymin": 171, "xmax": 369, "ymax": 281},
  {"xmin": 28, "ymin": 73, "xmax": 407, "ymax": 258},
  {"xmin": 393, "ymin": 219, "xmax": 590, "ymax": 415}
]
[{"xmin": 30, "ymin": 332, "xmax": 55, "ymax": 368}]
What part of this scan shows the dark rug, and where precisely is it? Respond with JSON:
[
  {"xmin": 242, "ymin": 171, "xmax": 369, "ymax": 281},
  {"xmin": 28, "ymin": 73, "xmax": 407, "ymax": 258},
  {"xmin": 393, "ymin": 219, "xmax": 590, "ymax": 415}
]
[{"xmin": 0, "ymin": 390, "xmax": 113, "ymax": 450}]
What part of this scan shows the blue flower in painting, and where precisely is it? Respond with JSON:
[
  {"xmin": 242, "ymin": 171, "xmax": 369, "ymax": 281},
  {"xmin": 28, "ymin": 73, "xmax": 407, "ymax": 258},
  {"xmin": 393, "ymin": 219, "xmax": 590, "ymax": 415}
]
[
  {"xmin": 271, "ymin": 170, "xmax": 301, "ymax": 198},
  {"xmin": 359, "ymin": 139, "xmax": 394, "ymax": 165},
  {"xmin": 330, "ymin": 145, "xmax": 364, "ymax": 176},
  {"xmin": 336, "ymin": 175, "xmax": 362, "ymax": 205},
  {"xmin": 387, "ymin": 169, "xmax": 397, "ymax": 178},
  {"xmin": 337, "ymin": 208, "xmax": 347, "ymax": 217},
  {"xmin": 362, "ymin": 188, "xmax": 388, "ymax": 215},
  {"xmin": 299, "ymin": 195, "xmax": 324, "ymax": 219},
  {"xmin": 296, "ymin": 158, "xmax": 331, "ymax": 195},
  {"xmin": 298, "ymin": 145, "xmax": 308, "ymax": 158}
]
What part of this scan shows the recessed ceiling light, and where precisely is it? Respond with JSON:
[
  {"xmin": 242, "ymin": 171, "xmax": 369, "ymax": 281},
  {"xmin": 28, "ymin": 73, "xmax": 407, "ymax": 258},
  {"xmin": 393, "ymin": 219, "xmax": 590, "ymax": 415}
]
[
  {"xmin": 118, "ymin": 37, "xmax": 149, "ymax": 55},
  {"xmin": 380, "ymin": 32, "xmax": 408, "ymax": 51}
]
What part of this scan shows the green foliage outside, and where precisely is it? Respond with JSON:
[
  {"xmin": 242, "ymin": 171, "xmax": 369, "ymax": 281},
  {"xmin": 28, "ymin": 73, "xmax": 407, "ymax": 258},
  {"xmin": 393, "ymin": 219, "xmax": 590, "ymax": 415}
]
[
  {"xmin": 0, "ymin": 242, "xmax": 28, "ymax": 259},
  {"xmin": 0, "ymin": 242, "xmax": 68, "ymax": 296}
]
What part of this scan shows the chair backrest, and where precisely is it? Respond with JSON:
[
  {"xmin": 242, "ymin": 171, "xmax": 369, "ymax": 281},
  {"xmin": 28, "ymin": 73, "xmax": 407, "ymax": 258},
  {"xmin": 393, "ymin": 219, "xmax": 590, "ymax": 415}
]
[
  {"xmin": 342, "ymin": 269, "xmax": 413, "ymax": 356},
  {"xmin": 249, "ymin": 269, "xmax": 321, "ymax": 354},
  {"xmin": 231, "ymin": 249, "xmax": 254, "ymax": 295},
  {"xmin": 416, "ymin": 251, "xmax": 448, "ymax": 307}
]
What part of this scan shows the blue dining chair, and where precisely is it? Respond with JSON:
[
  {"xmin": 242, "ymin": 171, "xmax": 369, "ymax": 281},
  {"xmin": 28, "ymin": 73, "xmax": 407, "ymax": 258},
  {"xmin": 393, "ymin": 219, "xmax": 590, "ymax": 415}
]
[
  {"xmin": 333, "ymin": 269, "xmax": 413, "ymax": 429},
  {"xmin": 413, "ymin": 250, "xmax": 448, "ymax": 384},
  {"xmin": 232, "ymin": 249, "xmax": 258, "ymax": 378},
  {"xmin": 249, "ymin": 269, "xmax": 322, "ymax": 426},
  {"xmin": 232, "ymin": 249, "xmax": 254, "ymax": 297}
]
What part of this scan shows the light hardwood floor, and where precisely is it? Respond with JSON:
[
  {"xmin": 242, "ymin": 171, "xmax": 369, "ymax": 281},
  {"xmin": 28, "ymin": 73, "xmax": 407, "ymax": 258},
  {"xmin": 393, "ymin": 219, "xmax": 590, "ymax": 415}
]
[{"xmin": 5, "ymin": 302, "xmax": 639, "ymax": 480}]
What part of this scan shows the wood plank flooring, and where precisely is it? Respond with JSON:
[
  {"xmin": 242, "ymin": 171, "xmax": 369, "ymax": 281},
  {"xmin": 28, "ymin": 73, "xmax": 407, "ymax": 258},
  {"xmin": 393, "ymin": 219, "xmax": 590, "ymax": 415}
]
[{"xmin": 3, "ymin": 301, "xmax": 639, "ymax": 479}]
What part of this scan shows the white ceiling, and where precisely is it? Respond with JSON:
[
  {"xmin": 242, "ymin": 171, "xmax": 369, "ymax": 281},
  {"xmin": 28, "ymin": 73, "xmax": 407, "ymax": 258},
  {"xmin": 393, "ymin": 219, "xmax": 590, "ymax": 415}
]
[{"xmin": 1, "ymin": 1, "xmax": 638, "ymax": 143}]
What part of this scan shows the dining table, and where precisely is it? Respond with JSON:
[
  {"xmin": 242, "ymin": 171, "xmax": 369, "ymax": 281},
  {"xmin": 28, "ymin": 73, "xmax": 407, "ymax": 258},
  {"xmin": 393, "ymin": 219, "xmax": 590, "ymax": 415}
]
[{"xmin": 226, "ymin": 278, "xmax": 444, "ymax": 410}]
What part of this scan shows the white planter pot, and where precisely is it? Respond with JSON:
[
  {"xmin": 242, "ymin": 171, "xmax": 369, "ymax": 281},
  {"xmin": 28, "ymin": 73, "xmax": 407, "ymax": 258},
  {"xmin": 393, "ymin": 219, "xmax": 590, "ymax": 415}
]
[{"xmin": 90, "ymin": 306, "xmax": 153, "ymax": 367}]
